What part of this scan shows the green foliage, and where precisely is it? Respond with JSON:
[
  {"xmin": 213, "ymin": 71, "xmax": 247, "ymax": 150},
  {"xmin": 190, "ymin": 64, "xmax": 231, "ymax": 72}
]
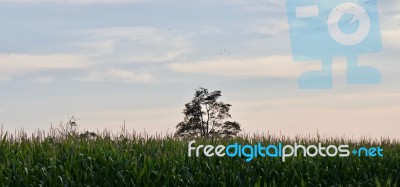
[
  {"xmin": 0, "ymin": 130, "xmax": 399, "ymax": 186},
  {"xmin": 175, "ymin": 87, "xmax": 241, "ymax": 138}
]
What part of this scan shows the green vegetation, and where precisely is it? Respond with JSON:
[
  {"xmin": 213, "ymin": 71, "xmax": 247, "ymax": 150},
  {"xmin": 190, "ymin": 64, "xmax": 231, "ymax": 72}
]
[
  {"xmin": 175, "ymin": 87, "xmax": 242, "ymax": 138},
  {"xmin": 0, "ymin": 126, "xmax": 399, "ymax": 186}
]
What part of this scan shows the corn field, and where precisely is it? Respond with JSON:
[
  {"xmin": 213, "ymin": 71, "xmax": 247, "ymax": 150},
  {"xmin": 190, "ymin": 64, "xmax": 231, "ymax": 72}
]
[{"xmin": 0, "ymin": 127, "xmax": 399, "ymax": 186}]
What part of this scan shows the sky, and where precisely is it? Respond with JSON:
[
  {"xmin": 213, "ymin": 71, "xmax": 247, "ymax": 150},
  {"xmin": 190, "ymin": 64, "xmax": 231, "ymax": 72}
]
[{"xmin": 0, "ymin": 0, "xmax": 399, "ymax": 138}]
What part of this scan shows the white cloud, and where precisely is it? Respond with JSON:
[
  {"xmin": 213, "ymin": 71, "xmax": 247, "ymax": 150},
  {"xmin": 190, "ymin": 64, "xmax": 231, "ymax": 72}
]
[
  {"xmin": 168, "ymin": 56, "xmax": 319, "ymax": 78},
  {"xmin": 0, "ymin": 54, "xmax": 87, "ymax": 81},
  {"xmin": 44, "ymin": 26, "xmax": 194, "ymax": 83},
  {"xmin": 72, "ymin": 27, "xmax": 191, "ymax": 63},
  {"xmin": 128, "ymin": 49, "xmax": 188, "ymax": 63},
  {"xmin": 76, "ymin": 69, "xmax": 153, "ymax": 83},
  {"xmin": 382, "ymin": 29, "xmax": 400, "ymax": 49},
  {"xmin": 380, "ymin": 4, "xmax": 400, "ymax": 42},
  {"xmin": 0, "ymin": 26, "xmax": 193, "ymax": 83},
  {"xmin": 32, "ymin": 76, "xmax": 57, "ymax": 84},
  {"xmin": 246, "ymin": 19, "xmax": 289, "ymax": 36}
]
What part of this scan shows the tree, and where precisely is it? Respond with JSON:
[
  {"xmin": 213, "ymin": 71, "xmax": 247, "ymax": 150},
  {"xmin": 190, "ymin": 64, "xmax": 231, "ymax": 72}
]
[{"xmin": 175, "ymin": 87, "xmax": 241, "ymax": 138}]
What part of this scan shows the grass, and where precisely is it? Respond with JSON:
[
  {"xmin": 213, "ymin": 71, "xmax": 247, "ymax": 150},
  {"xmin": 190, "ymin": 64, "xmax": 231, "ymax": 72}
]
[{"xmin": 0, "ymin": 126, "xmax": 399, "ymax": 186}]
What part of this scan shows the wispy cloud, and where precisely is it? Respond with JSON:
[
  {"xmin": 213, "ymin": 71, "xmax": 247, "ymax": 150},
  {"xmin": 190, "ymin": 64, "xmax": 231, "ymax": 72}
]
[
  {"xmin": 31, "ymin": 76, "xmax": 57, "ymax": 84},
  {"xmin": 245, "ymin": 19, "xmax": 289, "ymax": 36},
  {"xmin": 381, "ymin": 12, "xmax": 400, "ymax": 49},
  {"xmin": 0, "ymin": 54, "xmax": 87, "ymax": 81},
  {"xmin": 0, "ymin": 26, "xmax": 194, "ymax": 83},
  {"xmin": 0, "ymin": 53, "xmax": 155, "ymax": 83},
  {"xmin": 65, "ymin": 26, "xmax": 193, "ymax": 83},
  {"xmin": 168, "ymin": 56, "xmax": 318, "ymax": 78},
  {"xmin": 76, "ymin": 69, "xmax": 154, "ymax": 83},
  {"xmin": 71, "ymin": 27, "xmax": 191, "ymax": 63},
  {"xmin": 382, "ymin": 29, "xmax": 400, "ymax": 49}
]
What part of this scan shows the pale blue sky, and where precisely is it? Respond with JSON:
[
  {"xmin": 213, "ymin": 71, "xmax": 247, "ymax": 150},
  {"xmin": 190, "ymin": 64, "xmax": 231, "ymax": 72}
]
[{"xmin": 0, "ymin": 0, "xmax": 399, "ymax": 138}]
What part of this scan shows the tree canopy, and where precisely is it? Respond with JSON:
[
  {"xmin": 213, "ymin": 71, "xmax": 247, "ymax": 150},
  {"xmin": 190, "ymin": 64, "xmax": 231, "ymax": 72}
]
[{"xmin": 175, "ymin": 87, "xmax": 241, "ymax": 138}]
